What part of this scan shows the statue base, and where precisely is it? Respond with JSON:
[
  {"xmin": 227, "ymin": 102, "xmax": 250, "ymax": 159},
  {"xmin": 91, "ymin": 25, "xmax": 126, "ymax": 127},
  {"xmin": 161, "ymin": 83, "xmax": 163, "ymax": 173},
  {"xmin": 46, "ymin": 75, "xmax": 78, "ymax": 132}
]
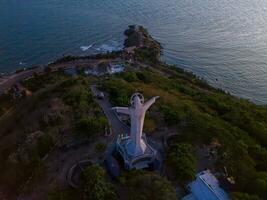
[{"xmin": 115, "ymin": 133, "xmax": 157, "ymax": 170}]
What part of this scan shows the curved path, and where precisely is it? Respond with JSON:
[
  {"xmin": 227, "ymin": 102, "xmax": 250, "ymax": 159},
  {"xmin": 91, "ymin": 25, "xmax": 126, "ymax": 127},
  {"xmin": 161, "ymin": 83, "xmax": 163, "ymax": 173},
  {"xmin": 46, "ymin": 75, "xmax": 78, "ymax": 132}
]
[
  {"xmin": 90, "ymin": 85, "xmax": 130, "ymax": 140},
  {"xmin": 91, "ymin": 85, "xmax": 163, "ymax": 170}
]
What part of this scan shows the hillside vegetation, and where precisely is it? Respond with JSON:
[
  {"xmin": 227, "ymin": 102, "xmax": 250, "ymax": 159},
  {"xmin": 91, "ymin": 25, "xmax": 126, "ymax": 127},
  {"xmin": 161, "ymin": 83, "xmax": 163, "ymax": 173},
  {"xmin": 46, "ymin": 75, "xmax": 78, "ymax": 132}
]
[
  {"xmin": 101, "ymin": 66, "xmax": 267, "ymax": 199},
  {"xmin": 0, "ymin": 26, "xmax": 267, "ymax": 199},
  {"xmin": 0, "ymin": 72, "xmax": 107, "ymax": 198}
]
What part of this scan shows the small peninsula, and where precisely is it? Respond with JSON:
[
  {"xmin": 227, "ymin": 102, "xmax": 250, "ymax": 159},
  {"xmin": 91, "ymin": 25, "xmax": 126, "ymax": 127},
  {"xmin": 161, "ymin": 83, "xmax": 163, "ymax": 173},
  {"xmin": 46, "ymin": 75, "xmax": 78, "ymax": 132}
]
[{"xmin": 0, "ymin": 26, "xmax": 267, "ymax": 200}]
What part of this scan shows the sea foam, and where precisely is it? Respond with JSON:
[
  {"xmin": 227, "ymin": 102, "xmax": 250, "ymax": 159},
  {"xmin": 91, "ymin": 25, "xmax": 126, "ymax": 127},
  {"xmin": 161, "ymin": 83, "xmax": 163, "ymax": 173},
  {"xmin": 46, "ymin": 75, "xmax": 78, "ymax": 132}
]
[
  {"xmin": 96, "ymin": 41, "xmax": 123, "ymax": 53},
  {"xmin": 80, "ymin": 44, "xmax": 94, "ymax": 51}
]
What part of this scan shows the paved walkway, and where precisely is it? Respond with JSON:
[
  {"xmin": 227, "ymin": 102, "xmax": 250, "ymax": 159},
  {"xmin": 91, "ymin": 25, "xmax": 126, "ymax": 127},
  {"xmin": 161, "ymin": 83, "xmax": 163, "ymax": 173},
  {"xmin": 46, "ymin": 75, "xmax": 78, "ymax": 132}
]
[{"xmin": 90, "ymin": 85, "xmax": 130, "ymax": 139}]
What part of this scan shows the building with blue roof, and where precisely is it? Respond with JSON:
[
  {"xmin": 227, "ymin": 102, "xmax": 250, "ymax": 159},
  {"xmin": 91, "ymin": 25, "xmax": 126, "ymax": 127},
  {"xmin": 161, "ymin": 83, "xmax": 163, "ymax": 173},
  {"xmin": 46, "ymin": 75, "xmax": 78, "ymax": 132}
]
[{"xmin": 182, "ymin": 170, "xmax": 229, "ymax": 200}]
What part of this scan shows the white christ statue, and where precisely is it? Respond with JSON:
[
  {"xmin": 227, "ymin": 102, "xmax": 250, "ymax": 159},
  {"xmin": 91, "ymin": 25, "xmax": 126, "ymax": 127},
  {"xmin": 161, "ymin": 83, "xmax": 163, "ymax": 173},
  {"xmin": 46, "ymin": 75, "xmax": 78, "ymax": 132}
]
[{"xmin": 113, "ymin": 93, "xmax": 159, "ymax": 156}]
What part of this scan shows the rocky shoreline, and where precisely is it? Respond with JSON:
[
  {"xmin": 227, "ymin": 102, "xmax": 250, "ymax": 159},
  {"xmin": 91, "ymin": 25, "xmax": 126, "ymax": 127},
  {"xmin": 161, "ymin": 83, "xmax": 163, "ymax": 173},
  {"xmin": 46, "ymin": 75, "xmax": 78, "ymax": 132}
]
[{"xmin": 0, "ymin": 25, "xmax": 161, "ymax": 94}]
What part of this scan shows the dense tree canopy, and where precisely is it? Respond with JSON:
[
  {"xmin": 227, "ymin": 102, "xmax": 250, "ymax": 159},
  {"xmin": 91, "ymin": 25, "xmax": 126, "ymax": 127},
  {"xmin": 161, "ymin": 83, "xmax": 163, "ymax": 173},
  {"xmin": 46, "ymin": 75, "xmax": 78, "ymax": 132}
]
[
  {"xmin": 101, "ymin": 68, "xmax": 267, "ymax": 199},
  {"xmin": 82, "ymin": 165, "xmax": 117, "ymax": 200},
  {"xmin": 75, "ymin": 116, "xmax": 108, "ymax": 136},
  {"xmin": 231, "ymin": 192, "xmax": 262, "ymax": 200},
  {"xmin": 121, "ymin": 170, "xmax": 177, "ymax": 200},
  {"xmin": 167, "ymin": 143, "xmax": 196, "ymax": 183}
]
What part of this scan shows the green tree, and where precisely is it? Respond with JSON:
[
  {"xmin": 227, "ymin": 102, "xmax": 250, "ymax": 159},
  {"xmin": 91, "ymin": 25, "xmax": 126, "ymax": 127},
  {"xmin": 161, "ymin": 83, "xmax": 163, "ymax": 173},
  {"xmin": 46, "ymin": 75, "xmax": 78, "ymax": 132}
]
[
  {"xmin": 75, "ymin": 117, "xmax": 107, "ymax": 136},
  {"xmin": 123, "ymin": 72, "xmax": 138, "ymax": 82},
  {"xmin": 121, "ymin": 170, "xmax": 177, "ymax": 200},
  {"xmin": 62, "ymin": 84, "xmax": 93, "ymax": 110},
  {"xmin": 82, "ymin": 165, "xmax": 117, "ymax": 200},
  {"xmin": 108, "ymin": 86, "xmax": 129, "ymax": 106},
  {"xmin": 136, "ymin": 72, "xmax": 151, "ymax": 84},
  {"xmin": 249, "ymin": 145, "xmax": 267, "ymax": 171},
  {"xmin": 231, "ymin": 192, "xmax": 262, "ymax": 200},
  {"xmin": 167, "ymin": 143, "xmax": 196, "ymax": 182},
  {"xmin": 248, "ymin": 172, "xmax": 267, "ymax": 198},
  {"xmin": 160, "ymin": 105, "xmax": 180, "ymax": 125}
]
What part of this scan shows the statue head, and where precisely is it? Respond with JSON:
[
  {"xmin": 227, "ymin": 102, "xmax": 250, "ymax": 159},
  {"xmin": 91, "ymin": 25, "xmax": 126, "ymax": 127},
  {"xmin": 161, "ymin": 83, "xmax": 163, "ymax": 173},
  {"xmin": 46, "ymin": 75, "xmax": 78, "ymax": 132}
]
[{"xmin": 130, "ymin": 93, "xmax": 144, "ymax": 108}]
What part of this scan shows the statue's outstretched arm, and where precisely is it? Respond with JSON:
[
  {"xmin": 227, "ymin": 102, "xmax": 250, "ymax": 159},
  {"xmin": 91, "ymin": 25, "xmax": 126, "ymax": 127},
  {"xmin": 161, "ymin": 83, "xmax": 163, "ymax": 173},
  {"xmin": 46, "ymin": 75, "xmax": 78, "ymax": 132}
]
[
  {"xmin": 112, "ymin": 107, "xmax": 130, "ymax": 115},
  {"xmin": 143, "ymin": 96, "xmax": 160, "ymax": 111}
]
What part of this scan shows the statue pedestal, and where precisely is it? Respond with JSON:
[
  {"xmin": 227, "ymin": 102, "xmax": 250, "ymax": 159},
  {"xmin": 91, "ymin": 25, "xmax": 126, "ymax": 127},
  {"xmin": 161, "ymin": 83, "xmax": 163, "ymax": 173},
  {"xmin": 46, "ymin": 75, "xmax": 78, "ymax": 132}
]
[{"xmin": 116, "ymin": 133, "xmax": 157, "ymax": 170}]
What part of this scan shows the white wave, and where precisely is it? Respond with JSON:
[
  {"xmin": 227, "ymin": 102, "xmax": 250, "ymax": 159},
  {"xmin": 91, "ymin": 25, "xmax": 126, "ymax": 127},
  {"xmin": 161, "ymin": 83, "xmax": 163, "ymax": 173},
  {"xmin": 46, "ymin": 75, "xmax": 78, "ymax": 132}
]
[
  {"xmin": 80, "ymin": 44, "xmax": 94, "ymax": 51},
  {"xmin": 95, "ymin": 42, "xmax": 123, "ymax": 53}
]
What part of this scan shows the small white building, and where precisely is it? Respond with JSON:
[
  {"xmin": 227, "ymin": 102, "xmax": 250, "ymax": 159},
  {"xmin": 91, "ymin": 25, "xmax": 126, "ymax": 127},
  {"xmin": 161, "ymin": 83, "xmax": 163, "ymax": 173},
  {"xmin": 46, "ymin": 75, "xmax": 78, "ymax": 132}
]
[
  {"xmin": 107, "ymin": 62, "xmax": 125, "ymax": 74},
  {"xmin": 182, "ymin": 170, "xmax": 229, "ymax": 200}
]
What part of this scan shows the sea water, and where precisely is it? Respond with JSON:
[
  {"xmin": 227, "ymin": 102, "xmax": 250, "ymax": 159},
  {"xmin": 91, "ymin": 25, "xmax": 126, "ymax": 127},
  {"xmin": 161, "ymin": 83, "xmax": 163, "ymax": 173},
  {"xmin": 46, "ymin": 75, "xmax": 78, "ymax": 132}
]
[{"xmin": 0, "ymin": 0, "xmax": 267, "ymax": 104}]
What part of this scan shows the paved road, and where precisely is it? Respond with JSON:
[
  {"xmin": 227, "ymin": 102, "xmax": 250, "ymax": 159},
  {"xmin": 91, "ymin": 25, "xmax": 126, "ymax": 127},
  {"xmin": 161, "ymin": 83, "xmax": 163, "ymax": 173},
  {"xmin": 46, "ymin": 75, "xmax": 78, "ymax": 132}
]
[
  {"xmin": 0, "ymin": 68, "xmax": 43, "ymax": 93},
  {"xmin": 0, "ymin": 58, "xmax": 114, "ymax": 94},
  {"xmin": 90, "ymin": 85, "xmax": 130, "ymax": 139}
]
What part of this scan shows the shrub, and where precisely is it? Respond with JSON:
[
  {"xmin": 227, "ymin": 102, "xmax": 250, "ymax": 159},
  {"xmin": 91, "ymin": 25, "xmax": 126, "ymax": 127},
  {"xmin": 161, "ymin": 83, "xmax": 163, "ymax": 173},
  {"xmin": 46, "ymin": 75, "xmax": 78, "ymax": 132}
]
[
  {"xmin": 231, "ymin": 192, "xmax": 261, "ymax": 200},
  {"xmin": 75, "ymin": 117, "xmax": 107, "ymax": 136},
  {"xmin": 95, "ymin": 143, "xmax": 107, "ymax": 153},
  {"xmin": 135, "ymin": 47, "xmax": 159, "ymax": 63},
  {"xmin": 144, "ymin": 117, "xmax": 156, "ymax": 133},
  {"xmin": 248, "ymin": 145, "xmax": 267, "ymax": 171},
  {"xmin": 82, "ymin": 165, "xmax": 117, "ymax": 200},
  {"xmin": 167, "ymin": 143, "xmax": 196, "ymax": 182},
  {"xmin": 62, "ymin": 85, "xmax": 92, "ymax": 109},
  {"xmin": 246, "ymin": 122, "xmax": 267, "ymax": 147},
  {"xmin": 123, "ymin": 72, "xmax": 138, "ymax": 82},
  {"xmin": 120, "ymin": 170, "xmax": 177, "ymax": 200},
  {"xmin": 248, "ymin": 172, "xmax": 267, "ymax": 198},
  {"xmin": 136, "ymin": 72, "xmax": 151, "ymax": 84},
  {"xmin": 106, "ymin": 86, "xmax": 130, "ymax": 106},
  {"xmin": 160, "ymin": 105, "xmax": 180, "ymax": 125}
]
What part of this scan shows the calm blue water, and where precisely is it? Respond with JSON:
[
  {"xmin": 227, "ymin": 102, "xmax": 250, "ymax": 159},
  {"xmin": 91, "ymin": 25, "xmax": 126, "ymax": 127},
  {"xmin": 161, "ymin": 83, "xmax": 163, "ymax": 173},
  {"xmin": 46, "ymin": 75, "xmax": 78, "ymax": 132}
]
[{"xmin": 1, "ymin": 0, "xmax": 267, "ymax": 104}]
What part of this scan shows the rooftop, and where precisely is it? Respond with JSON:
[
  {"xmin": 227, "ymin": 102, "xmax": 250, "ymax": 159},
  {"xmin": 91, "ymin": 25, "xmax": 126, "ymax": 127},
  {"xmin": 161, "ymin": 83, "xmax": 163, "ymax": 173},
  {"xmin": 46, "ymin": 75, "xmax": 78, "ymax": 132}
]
[{"xmin": 182, "ymin": 170, "xmax": 229, "ymax": 200}]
